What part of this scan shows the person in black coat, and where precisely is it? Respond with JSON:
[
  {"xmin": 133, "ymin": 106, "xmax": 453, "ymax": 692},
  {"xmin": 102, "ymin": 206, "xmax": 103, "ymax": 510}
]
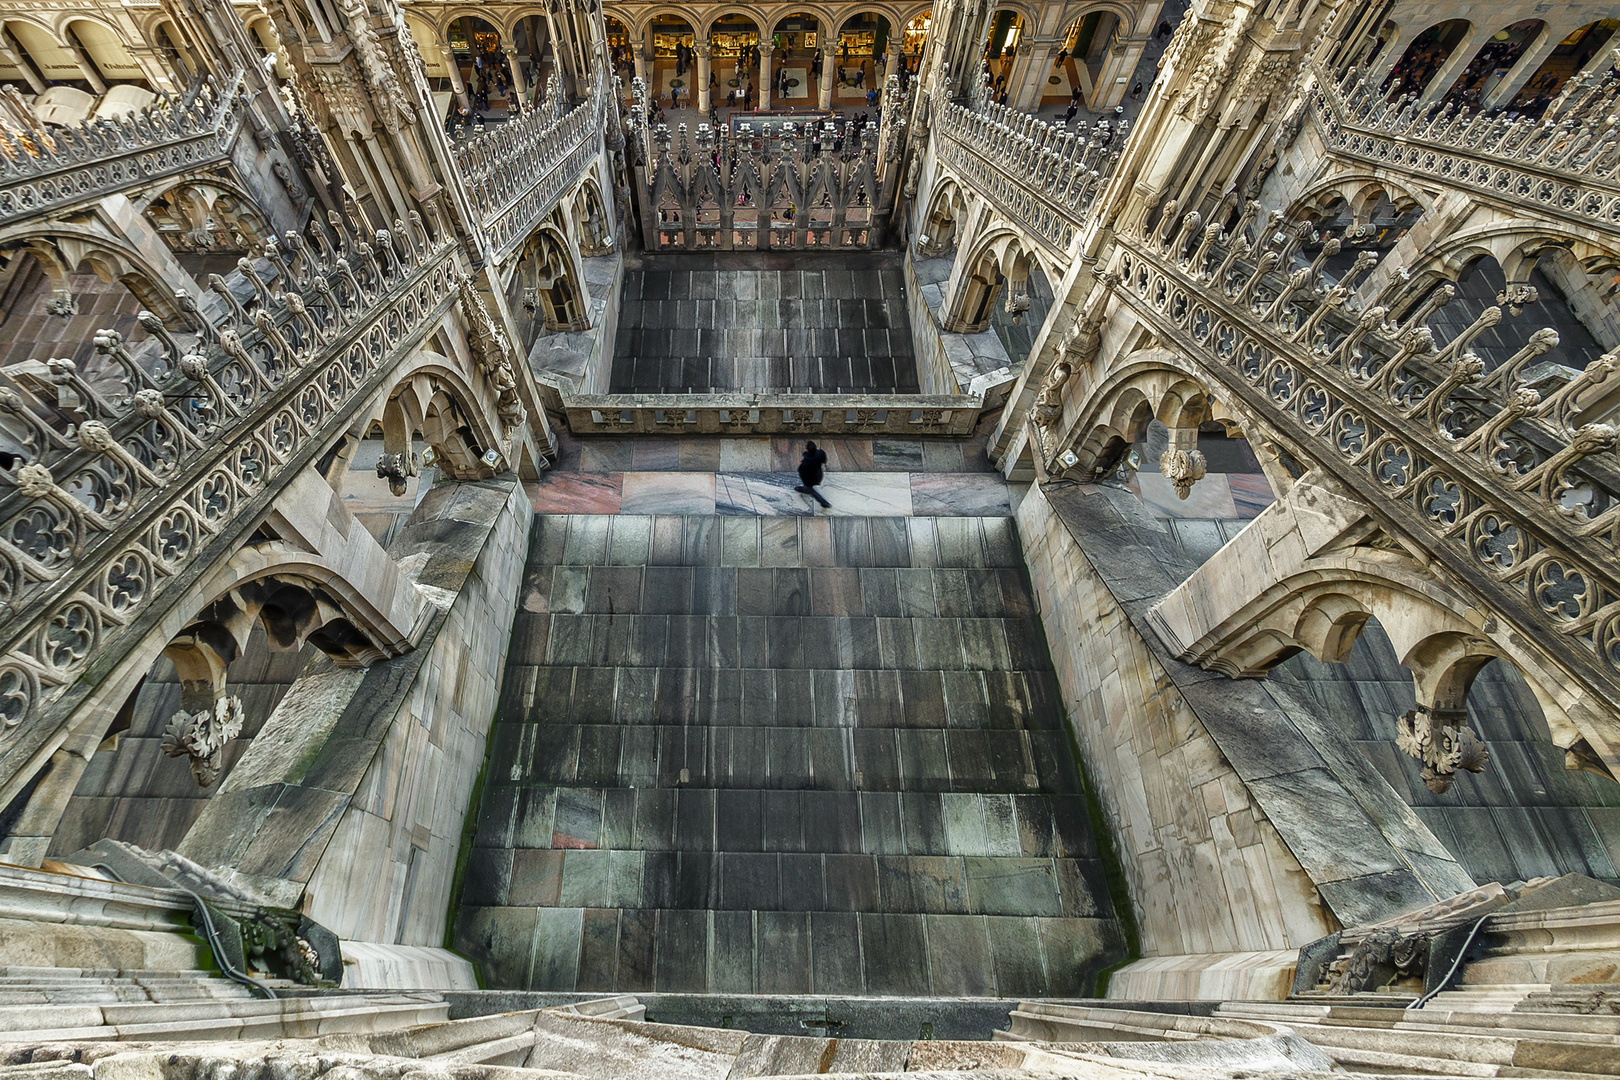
[{"xmin": 795, "ymin": 441, "xmax": 830, "ymax": 506}]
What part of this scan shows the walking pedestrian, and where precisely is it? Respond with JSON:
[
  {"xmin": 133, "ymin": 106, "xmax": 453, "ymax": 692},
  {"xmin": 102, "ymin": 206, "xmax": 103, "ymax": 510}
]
[{"xmin": 795, "ymin": 441, "xmax": 830, "ymax": 506}]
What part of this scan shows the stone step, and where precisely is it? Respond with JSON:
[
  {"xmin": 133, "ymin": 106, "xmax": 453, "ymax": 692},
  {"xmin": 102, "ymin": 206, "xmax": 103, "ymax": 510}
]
[
  {"xmin": 1223, "ymin": 999, "xmax": 1620, "ymax": 1037},
  {"xmin": 520, "ymin": 614, "xmax": 1050, "ymax": 672},
  {"xmin": 502, "ymin": 666, "xmax": 1064, "ymax": 730},
  {"xmin": 532, "ymin": 514, "xmax": 1024, "ymax": 570},
  {"xmin": 529, "ymin": 565, "xmax": 1036, "ymax": 618},
  {"xmin": 1280, "ymin": 1022, "xmax": 1620, "ymax": 1075},
  {"xmin": 475, "ymin": 788, "xmax": 1098, "ymax": 859},
  {"xmin": 0, "ymin": 993, "xmax": 449, "ymax": 1042},
  {"xmin": 488, "ymin": 726, "xmax": 1070, "ymax": 792},
  {"xmin": 463, "ymin": 852, "xmax": 1108, "ymax": 916}
]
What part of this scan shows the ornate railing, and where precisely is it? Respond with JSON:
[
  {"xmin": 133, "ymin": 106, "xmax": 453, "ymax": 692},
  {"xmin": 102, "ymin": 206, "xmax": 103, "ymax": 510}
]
[
  {"xmin": 0, "ymin": 71, "xmax": 251, "ymax": 228},
  {"xmin": 1309, "ymin": 63, "xmax": 1620, "ymax": 231},
  {"xmin": 566, "ymin": 392, "xmax": 980, "ymax": 436},
  {"xmin": 454, "ymin": 73, "xmax": 607, "ymax": 259},
  {"xmin": 933, "ymin": 96, "xmax": 1120, "ymax": 261},
  {"xmin": 0, "ymin": 207, "xmax": 460, "ymax": 776},
  {"xmin": 1104, "ymin": 199, "xmax": 1620, "ymax": 709}
]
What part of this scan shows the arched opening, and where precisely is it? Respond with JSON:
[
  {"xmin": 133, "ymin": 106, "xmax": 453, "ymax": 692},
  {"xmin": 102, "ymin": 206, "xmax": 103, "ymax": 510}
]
[
  {"xmin": 450, "ymin": 16, "xmax": 511, "ymax": 115},
  {"xmin": 991, "ymin": 258, "xmax": 1053, "ymax": 367},
  {"xmin": 712, "ymin": 13, "xmax": 760, "ymax": 110},
  {"xmin": 833, "ymin": 11, "xmax": 891, "ymax": 106},
  {"xmin": 1506, "ymin": 19, "xmax": 1618, "ymax": 116},
  {"xmin": 1060, "ymin": 10, "xmax": 1123, "ymax": 109},
  {"xmin": 647, "ymin": 14, "xmax": 695, "ymax": 110},
  {"xmin": 5, "ymin": 21, "xmax": 92, "ymax": 93},
  {"xmin": 572, "ymin": 181, "xmax": 613, "ymax": 256},
  {"xmin": 144, "ymin": 182, "xmax": 273, "ymax": 269},
  {"xmin": 982, "ymin": 9, "xmax": 1026, "ymax": 103},
  {"xmin": 902, "ymin": 12, "xmax": 931, "ymax": 56},
  {"xmin": 765, "ymin": 12, "xmax": 819, "ymax": 109},
  {"xmin": 1276, "ymin": 621, "xmax": 1620, "ymax": 885},
  {"xmin": 1430, "ymin": 249, "xmax": 1614, "ymax": 374},
  {"xmin": 66, "ymin": 19, "xmax": 146, "ymax": 89},
  {"xmin": 154, "ymin": 20, "xmax": 197, "ymax": 81},
  {"xmin": 1439, "ymin": 19, "xmax": 1545, "ymax": 109},
  {"xmin": 951, "ymin": 251, "xmax": 1004, "ymax": 333},
  {"xmin": 511, "ymin": 230, "xmax": 586, "ymax": 342},
  {"xmin": 246, "ymin": 17, "xmax": 285, "ymax": 80},
  {"xmin": 47, "ymin": 619, "xmax": 318, "ymax": 856},
  {"xmin": 512, "ymin": 13, "xmax": 548, "ymax": 107},
  {"xmin": 918, "ymin": 181, "xmax": 964, "ymax": 258},
  {"xmin": 1380, "ymin": 19, "xmax": 1470, "ymax": 98},
  {"xmin": 605, "ymin": 15, "xmax": 632, "ymax": 83}
]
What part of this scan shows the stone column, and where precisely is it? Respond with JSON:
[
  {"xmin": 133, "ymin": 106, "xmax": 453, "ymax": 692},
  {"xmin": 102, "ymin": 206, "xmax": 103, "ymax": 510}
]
[
  {"xmin": 759, "ymin": 45, "xmax": 772, "ymax": 109},
  {"xmin": 1014, "ymin": 43, "xmax": 1055, "ymax": 110},
  {"xmin": 885, "ymin": 43, "xmax": 901, "ymax": 83},
  {"xmin": 62, "ymin": 34, "xmax": 108, "ymax": 94},
  {"xmin": 630, "ymin": 36, "xmax": 648, "ymax": 86},
  {"xmin": 819, "ymin": 42, "xmax": 835, "ymax": 108},
  {"xmin": 1417, "ymin": 26, "xmax": 1495, "ymax": 105},
  {"xmin": 1482, "ymin": 27, "xmax": 1557, "ymax": 109},
  {"xmin": 438, "ymin": 41, "xmax": 468, "ymax": 110},
  {"xmin": 0, "ymin": 29, "xmax": 46, "ymax": 94},
  {"xmin": 696, "ymin": 41, "xmax": 711, "ymax": 112},
  {"xmin": 505, "ymin": 46, "xmax": 528, "ymax": 105}
]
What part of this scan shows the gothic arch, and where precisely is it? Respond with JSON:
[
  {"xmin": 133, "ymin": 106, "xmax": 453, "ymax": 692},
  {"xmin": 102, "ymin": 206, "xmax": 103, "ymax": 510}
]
[
  {"xmin": 1051, "ymin": 348, "xmax": 1258, "ymax": 485},
  {"xmin": 918, "ymin": 177, "xmax": 966, "ymax": 256},
  {"xmin": 366, "ymin": 351, "xmax": 509, "ymax": 491},
  {"xmin": 1, "ymin": 223, "xmax": 190, "ymax": 320},
  {"xmin": 1404, "ymin": 220, "xmax": 1620, "ymax": 288},
  {"xmin": 1062, "ymin": 2, "xmax": 1143, "ymax": 37},
  {"xmin": 571, "ymin": 176, "xmax": 614, "ymax": 256},
  {"xmin": 1165, "ymin": 549, "xmax": 1600, "ymax": 782},
  {"xmin": 945, "ymin": 229, "xmax": 1057, "ymax": 332},
  {"xmin": 513, "ymin": 226, "xmax": 588, "ymax": 332}
]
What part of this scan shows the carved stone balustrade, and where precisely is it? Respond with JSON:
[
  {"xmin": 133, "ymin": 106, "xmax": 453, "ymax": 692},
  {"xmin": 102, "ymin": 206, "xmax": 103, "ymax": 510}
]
[
  {"xmin": 453, "ymin": 72, "xmax": 608, "ymax": 260},
  {"xmin": 1097, "ymin": 200, "xmax": 1620, "ymax": 732},
  {"xmin": 565, "ymin": 392, "xmax": 981, "ymax": 436},
  {"xmin": 0, "ymin": 206, "xmax": 460, "ymax": 780},
  {"xmin": 1310, "ymin": 63, "xmax": 1620, "ymax": 236},
  {"xmin": 0, "ymin": 71, "xmax": 251, "ymax": 228},
  {"xmin": 932, "ymin": 95, "xmax": 1121, "ymax": 264}
]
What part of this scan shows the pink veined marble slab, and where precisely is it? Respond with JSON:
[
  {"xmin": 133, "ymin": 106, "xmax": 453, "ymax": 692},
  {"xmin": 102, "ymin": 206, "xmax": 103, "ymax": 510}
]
[{"xmin": 528, "ymin": 472, "xmax": 624, "ymax": 515}]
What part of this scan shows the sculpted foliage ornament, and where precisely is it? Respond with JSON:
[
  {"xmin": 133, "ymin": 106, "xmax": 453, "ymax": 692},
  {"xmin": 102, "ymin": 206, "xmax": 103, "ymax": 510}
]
[
  {"xmin": 1160, "ymin": 448, "xmax": 1209, "ymax": 499},
  {"xmin": 1395, "ymin": 707, "xmax": 1490, "ymax": 795},
  {"xmin": 162, "ymin": 695, "xmax": 245, "ymax": 787}
]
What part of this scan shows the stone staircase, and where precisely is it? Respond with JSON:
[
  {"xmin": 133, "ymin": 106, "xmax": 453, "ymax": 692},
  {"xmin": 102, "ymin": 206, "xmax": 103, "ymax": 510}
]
[
  {"xmin": 1217, "ymin": 999, "xmax": 1620, "ymax": 1076},
  {"xmin": 454, "ymin": 506, "xmax": 1124, "ymax": 995},
  {"xmin": 996, "ymin": 999, "xmax": 1620, "ymax": 1078},
  {"xmin": 0, "ymin": 966, "xmax": 448, "ymax": 1042}
]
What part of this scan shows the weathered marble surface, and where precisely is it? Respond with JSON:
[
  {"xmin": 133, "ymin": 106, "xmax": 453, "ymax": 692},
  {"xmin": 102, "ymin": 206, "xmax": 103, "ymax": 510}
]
[
  {"xmin": 455, "ymin": 508, "xmax": 1125, "ymax": 995},
  {"xmin": 149, "ymin": 478, "xmax": 534, "ymax": 978},
  {"xmin": 1018, "ymin": 483, "xmax": 1475, "ymax": 1001},
  {"xmin": 610, "ymin": 254, "xmax": 921, "ymax": 395}
]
